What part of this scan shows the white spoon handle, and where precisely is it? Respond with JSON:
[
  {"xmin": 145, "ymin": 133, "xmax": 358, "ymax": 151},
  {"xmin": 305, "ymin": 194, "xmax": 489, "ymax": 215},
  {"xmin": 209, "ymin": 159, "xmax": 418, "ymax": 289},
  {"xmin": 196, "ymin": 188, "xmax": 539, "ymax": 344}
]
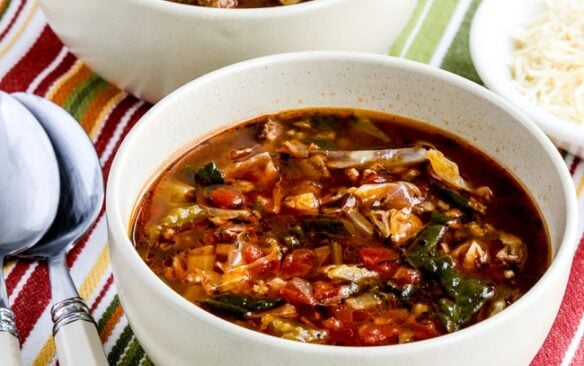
[
  {"xmin": 54, "ymin": 319, "xmax": 108, "ymax": 366},
  {"xmin": 0, "ymin": 331, "xmax": 22, "ymax": 366}
]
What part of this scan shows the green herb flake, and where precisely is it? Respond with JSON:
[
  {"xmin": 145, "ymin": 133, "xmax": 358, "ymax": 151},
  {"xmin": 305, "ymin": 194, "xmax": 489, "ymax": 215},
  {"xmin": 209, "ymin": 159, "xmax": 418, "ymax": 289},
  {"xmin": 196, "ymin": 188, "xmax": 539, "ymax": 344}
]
[{"xmin": 195, "ymin": 162, "xmax": 224, "ymax": 186}]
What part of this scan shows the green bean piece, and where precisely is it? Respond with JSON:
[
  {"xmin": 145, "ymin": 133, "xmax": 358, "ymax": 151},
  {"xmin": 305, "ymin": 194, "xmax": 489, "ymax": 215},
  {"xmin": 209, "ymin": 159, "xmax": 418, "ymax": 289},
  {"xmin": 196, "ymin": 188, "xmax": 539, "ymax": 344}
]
[{"xmin": 430, "ymin": 181, "xmax": 471, "ymax": 211}]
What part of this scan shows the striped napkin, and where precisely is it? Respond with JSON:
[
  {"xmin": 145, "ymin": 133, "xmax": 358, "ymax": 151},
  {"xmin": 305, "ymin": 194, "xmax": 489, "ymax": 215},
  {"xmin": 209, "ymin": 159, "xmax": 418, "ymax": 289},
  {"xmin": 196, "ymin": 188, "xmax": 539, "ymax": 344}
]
[{"xmin": 0, "ymin": 0, "xmax": 582, "ymax": 365}]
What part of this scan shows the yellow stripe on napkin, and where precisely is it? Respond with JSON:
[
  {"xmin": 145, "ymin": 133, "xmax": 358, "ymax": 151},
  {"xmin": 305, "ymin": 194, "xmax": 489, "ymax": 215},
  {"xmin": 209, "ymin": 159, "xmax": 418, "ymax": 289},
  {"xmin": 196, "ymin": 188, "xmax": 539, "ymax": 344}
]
[
  {"xmin": 0, "ymin": 0, "xmax": 39, "ymax": 58},
  {"xmin": 32, "ymin": 244, "xmax": 111, "ymax": 366}
]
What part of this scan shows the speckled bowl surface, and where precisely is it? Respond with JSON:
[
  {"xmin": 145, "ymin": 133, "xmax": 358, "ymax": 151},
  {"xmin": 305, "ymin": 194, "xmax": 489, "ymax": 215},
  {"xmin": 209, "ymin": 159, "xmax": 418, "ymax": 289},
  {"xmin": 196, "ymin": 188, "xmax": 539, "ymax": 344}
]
[
  {"xmin": 39, "ymin": 0, "xmax": 415, "ymax": 103},
  {"xmin": 106, "ymin": 51, "xmax": 579, "ymax": 366}
]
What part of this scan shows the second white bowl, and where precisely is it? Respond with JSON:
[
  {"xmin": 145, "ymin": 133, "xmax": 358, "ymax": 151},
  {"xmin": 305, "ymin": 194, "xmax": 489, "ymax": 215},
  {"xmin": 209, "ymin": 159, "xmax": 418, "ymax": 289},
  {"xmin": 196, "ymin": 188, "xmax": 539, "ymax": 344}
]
[{"xmin": 39, "ymin": 0, "xmax": 415, "ymax": 103}]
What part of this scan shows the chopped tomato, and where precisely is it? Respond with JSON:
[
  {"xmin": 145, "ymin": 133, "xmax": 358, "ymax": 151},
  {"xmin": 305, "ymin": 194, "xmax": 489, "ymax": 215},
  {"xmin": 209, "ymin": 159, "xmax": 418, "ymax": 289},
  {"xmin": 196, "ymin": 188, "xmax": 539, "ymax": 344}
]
[
  {"xmin": 391, "ymin": 266, "xmax": 422, "ymax": 285},
  {"xmin": 409, "ymin": 318, "xmax": 442, "ymax": 340},
  {"xmin": 280, "ymin": 249, "xmax": 315, "ymax": 278},
  {"xmin": 207, "ymin": 186, "xmax": 245, "ymax": 209},
  {"xmin": 242, "ymin": 243, "xmax": 263, "ymax": 263},
  {"xmin": 247, "ymin": 253, "xmax": 280, "ymax": 276},
  {"xmin": 322, "ymin": 317, "xmax": 356, "ymax": 346},
  {"xmin": 313, "ymin": 281, "xmax": 341, "ymax": 304},
  {"xmin": 280, "ymin": 278, "xmax": 317, "ymax": 306},
  {"xmin": 360, "ymin": 247, "xmax": 400, "ymax": 276}
]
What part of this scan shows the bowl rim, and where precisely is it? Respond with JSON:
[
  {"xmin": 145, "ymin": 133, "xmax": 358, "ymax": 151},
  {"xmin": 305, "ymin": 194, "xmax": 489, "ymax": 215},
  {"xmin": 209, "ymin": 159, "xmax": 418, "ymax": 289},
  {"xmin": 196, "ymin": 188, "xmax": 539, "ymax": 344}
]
[
  {"xmin": 106, "ymin": 50, "xmax": 580, "ymax": 356},
  {"xmin": 131, "ymin": 0, "xmax": 345, "ymax": 17},
  {"xmin": 469, "ymin": 0, "xmax": 584, "ymax": 148}
]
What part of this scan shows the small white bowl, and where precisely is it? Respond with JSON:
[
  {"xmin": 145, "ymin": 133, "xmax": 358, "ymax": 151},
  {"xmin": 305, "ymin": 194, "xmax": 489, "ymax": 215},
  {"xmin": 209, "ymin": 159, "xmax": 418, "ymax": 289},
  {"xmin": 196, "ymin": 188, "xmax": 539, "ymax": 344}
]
[
  {"xmin": 107, "ymin": 51, "xmax": 579, "ymax": 366},
  {"xmin": 470, "ymin": 0, "xmax": 584, "ymax": 157},
  {"xmin": 39, "ymin": 0, "xmax": 415, "ymax": 103}
]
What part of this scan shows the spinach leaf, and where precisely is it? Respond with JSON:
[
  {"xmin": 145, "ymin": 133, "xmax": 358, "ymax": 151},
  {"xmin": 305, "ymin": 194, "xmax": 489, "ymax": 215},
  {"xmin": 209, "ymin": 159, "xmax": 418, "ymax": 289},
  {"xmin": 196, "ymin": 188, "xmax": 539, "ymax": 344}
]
[
  {"xmin": 195, "ymin": 162, "xmax": 224, "ymax": 186},
  {"xmin": 203, "ymin": 294, "xmax": 283, "ymax": 319},
  {"xmin": 430, "ymin": 256, "xmax": 494, "ymax": 332},
  {"xmin": 313, "ymin": 138, "xmax": 337, "ymax": 151},
  {"xmin": 437, "ymin": 298, "xmax": 463, "ymax": 333},
  {"xmin": 405, "ymin": 225, "xmax": 494, "ymax": 332},
  {"xmin": 405, "ymin": 224, "xmax": 447, "ymax": 273},
  {"xmin": 352, "ymin": 115, "xmax": 391, "ymax": 143},
  {"xmin": 309, "ymin": 115, "xmax": 342, "ymax": 130}
]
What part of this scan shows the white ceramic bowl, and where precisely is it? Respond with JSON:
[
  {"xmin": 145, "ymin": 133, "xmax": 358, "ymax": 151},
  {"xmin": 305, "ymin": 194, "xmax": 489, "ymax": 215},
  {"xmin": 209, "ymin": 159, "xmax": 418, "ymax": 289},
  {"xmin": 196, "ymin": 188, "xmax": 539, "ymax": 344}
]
[
  {"xmin": 106, "ymin": 51, "xmax": 579, "ymax": 366},
  {"xmin": 470, "ymin": 0, "xmax": 584, "ymax": 158},
  {"xmin": 38, "ymin": 0, "xmax": 415, "ymax": 103}
]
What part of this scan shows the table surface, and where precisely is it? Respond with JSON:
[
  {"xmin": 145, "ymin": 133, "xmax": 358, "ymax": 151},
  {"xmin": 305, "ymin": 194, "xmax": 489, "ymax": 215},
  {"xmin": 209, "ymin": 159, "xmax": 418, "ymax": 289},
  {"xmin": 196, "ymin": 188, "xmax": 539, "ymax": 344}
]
[{"xmin": 0, "ymin": 0, "xmax": 582, "ymax": 365}]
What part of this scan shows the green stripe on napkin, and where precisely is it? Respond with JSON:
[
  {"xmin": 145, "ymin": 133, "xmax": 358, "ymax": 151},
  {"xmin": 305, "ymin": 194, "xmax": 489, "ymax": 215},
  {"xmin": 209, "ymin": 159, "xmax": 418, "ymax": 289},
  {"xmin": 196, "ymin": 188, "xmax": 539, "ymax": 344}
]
[
  {"xmin": 407, "ymin": 0, "xmax": 460, "ymax": 63},
  {"xmin": 440, "ymin": 0, "xmax": 483, "ymax": 83},
  {"xmin": 389, "ymin": 0, "xmax": 460, "ymax": 62},
  {"xmin": 389, "ymin": 0, "xmax": 429, "ymax": 56},
  {"xmin": 108, "ymin": 325, "xmax": 135, "ymax": 365},
  {"xmin": 389, "ymin": 0, "xmax": 483, "ymax": 84}
]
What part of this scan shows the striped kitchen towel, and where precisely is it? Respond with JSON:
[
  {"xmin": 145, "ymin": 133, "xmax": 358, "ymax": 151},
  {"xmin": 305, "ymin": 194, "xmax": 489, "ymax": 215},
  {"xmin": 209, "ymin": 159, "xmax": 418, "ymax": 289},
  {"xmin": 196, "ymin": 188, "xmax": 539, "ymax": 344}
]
[{"xmin": 0, "ymin": 0, "xmax": 582, "ymax": 365}]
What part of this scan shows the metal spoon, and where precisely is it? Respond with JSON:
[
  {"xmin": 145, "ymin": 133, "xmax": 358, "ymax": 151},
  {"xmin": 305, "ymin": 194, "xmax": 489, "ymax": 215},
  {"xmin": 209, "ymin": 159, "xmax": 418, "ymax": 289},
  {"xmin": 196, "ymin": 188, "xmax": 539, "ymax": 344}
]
[
  {"xmin": 12, "ymin": 93, "xmax": 108, "ymax": 366},
  {"xmin": 0, "ymin": 92, "xmax": 60, "ymax": 366}
]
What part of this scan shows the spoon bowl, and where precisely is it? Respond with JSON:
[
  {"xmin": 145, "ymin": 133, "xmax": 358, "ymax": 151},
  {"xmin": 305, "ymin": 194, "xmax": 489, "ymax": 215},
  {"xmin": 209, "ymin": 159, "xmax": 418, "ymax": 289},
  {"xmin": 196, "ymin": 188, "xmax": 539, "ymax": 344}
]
[
  {"xmin": 0, "ymin": 91, "xmax": 60, "ymax": 366},
  {"xmin": 13, "ymin": 93, "xmax": 108, "ymax": 366},
  {"xmin": 0, "ymin": 92, "xmax": 60, "ymax": 257}
]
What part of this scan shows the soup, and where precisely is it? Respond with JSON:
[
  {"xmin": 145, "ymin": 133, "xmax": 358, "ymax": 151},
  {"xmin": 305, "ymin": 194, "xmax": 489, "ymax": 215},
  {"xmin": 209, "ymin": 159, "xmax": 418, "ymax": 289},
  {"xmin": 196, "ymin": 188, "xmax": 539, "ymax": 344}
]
[
  {"xmin": 166, "ymin": 0, "xmax": 310, "ymax": 9},
  {"xmin": 132, "ymin": 108, "xmax": 550, "ymax": 346}
]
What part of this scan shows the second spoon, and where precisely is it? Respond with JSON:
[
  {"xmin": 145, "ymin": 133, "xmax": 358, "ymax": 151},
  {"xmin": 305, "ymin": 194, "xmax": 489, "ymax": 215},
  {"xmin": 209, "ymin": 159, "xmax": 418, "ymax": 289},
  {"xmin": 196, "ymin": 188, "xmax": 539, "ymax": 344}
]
[{"xmin": 13, "ymin": 93, "xmax": 108, "ymax": 366}]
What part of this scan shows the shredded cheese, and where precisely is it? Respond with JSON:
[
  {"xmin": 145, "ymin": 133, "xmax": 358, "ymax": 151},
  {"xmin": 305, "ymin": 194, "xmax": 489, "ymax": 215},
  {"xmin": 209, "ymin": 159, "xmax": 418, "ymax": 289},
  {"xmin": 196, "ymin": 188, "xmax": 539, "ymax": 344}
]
[{"xmin": 510, "ymin": 0, "xmax": 584, "ymax": 125}]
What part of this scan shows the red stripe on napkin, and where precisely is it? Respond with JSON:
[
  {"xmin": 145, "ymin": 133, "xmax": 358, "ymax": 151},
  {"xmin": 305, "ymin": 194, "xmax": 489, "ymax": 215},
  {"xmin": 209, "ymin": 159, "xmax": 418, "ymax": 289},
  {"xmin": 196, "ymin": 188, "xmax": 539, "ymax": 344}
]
[
  {"xmin": 33, "ymin": 51, "xmax": 76, "ymax": 96},
  {"xmin": 0, "ymin": 0, "xmax": 25, "ymax": 43},
  {"xmin": 100, "ymin": 102, "xmax": 150, "ymax": 181},
  {"xmin": 0, "ymin": 26, "xmax": 62, "ymax": 91},
  {"xmin": 5, "ymin": 262, "xmax": 31, "ymax": 297},
  {"xmin": 11, "ymin": 263, "xmax": 50, "ymax": 343},
  {"xmin": 531, "ymin": 235, "xmax": 584, "ymax": 365},
  {"xmin": 90, "ymin": 275, "xmax": 114, "ymax": 314},
  {"xmin": 93, "ymin": 96, "xmax": 141, "ymax": 155}
]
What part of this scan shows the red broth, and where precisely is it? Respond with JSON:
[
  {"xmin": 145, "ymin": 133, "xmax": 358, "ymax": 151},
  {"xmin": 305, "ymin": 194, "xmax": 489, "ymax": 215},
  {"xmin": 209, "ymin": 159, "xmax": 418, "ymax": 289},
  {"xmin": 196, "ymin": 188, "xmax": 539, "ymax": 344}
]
[
  {"xmin": 132, "ymin": 108, "xmax": 550, "ymax": 346},
  {"xmin": 167, "ymin": 0, "xmax": 311, "ymax": 9}
]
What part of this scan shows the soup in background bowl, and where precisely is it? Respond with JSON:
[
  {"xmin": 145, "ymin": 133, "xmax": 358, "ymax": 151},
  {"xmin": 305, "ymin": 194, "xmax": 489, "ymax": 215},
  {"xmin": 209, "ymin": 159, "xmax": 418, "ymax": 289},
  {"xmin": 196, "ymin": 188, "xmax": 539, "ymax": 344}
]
[
  {"xmin": 167, "ymin": 0, "xmax": 312, "ymax": 8},
  {"xmin": 106, "ymin": 52, "xmax": 579, "ymax": 365}
]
